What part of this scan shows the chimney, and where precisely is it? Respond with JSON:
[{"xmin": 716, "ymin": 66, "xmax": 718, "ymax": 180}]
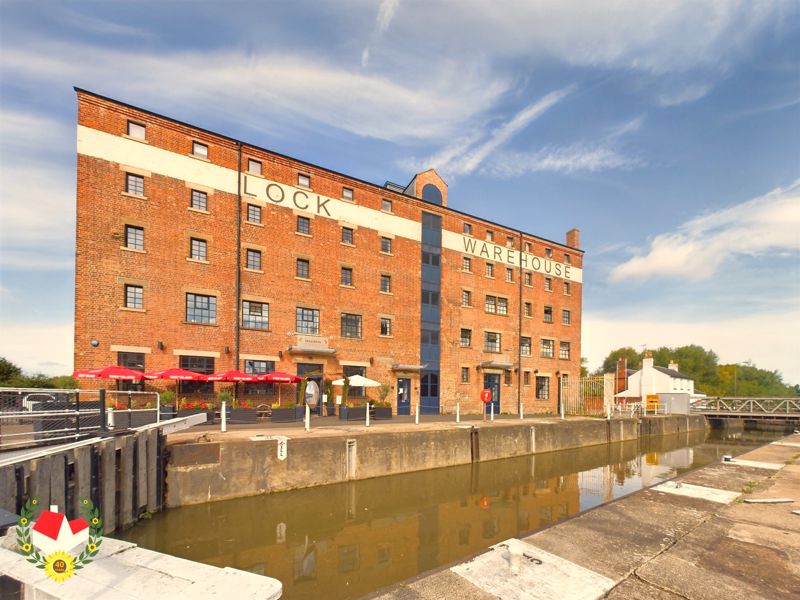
[
  {"xmin": 566, "ymin": 228, "xmax": 580, "ymax": 248},
  {"xmin": 615, "ymin": 356, "xmax": 628, "ymax": 393},
  {"xmin": 642, "ymin": 350, "xmax": 654, "ymax": 371},
  {"xmin": 668, "ymin": 361, "xmax": 679, "ymax": 372}
]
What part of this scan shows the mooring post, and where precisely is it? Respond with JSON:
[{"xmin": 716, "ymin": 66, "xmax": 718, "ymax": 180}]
[
  {"xmin": 221, "ymin": 401, "xmax": 227, "ymax": 433},
  {"xmin": 366, "ymin": 402, "xmax": 370, "ymax": 428},
  {"xmin": 519, "ymin": 404, "xmax": 524, "ymax": 420},
  {"xmin": 490, "ymin": 402, "xmax": 494, "ymax": 422},
  {"xmin": 305, "ymin": 404, "xmax": 311, "ymax": 432}
]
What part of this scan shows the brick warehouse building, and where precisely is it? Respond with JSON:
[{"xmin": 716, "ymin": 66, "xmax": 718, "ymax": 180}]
[{"xmin": 74, "ymin": 88, "xmax": 583, "ymax": 415}]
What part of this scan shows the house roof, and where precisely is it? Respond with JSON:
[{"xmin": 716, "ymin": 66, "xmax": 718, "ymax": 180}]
[{"xmin": 653, "ymin": 366, "xmax": 691, "ymax": 380}]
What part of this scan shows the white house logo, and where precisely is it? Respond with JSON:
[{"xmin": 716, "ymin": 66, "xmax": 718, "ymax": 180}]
[{"xmin": 16, "ymin": 498, "xmax": 103, "ymax": 582}]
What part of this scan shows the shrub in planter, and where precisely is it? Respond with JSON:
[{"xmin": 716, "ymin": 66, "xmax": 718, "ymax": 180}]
[
  {"xmin": 178, "ymin": 401, "xmax": 214, "ymax": 423},
  {"xmin": 160, "ymin": 390, "xmax": 176, "ymax": 409},
  {"xmin": 372, "ymin": 401, "xmax": 393, "ymax": 420},
  {"xmin": 271, "ymin": 403, "xmax": 302, "ymax": 422},
  {"xmin": 228, "ymin": 400, "xmax": 258, "ymax": 424}
]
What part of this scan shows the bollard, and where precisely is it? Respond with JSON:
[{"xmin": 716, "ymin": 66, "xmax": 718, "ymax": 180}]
[
  {"xmin": 560, "ymin": 399, "xmax": 565, "ymax": 420},
  {"xmin": 456, "ymin": 403, "xmax": 460, "ymax": 423},
  {"xmin": 366, "ymin": 402, "xmax": 370, "ymax": 428},
  {"xmin": 221, "ymin": 401, "xmax": 227, "ymax": 432},
  {"xmin": 108, "ymin": 407, "xmax": 115, "ymax": 429},
  {"xmin": 305, "ymin": 404, "xmax": 310, "ymax": 432},
  {"xmin": 519, "ymin": 403, "xmax": 524, "ymax": 420},
  {"xmin": 490, "ymin": 402, "xmax": 494, "ymax": 422},
  {"xmin": 415, "ymin": 402, "xmax": 419, "ymax": 425}
]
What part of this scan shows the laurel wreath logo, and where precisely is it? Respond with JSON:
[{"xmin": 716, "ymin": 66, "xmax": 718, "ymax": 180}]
[{"xmin": 16, "ymin": 497, "xmax": 103, "ymax": 582}]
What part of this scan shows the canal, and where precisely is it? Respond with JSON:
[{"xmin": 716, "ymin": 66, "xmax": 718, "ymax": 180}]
[{"xmin": 117, "ymin": 427, "xmax": 785, "ymax": 599}]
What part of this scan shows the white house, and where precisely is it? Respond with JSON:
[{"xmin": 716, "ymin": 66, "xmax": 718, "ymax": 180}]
[{"xmin": 616, "ymin": 352, "xmax": 700, "ymax": 400}]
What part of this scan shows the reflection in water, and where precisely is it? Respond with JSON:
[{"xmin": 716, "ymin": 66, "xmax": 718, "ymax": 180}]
[{"xmin": 118, "ymin": 428, "xmax": 784, "ymax": 600}]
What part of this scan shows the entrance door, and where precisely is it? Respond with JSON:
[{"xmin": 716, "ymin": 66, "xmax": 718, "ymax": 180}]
[
  {"xmin": 297, "ymin": 363, "xmax": 323, "ymax": 415},
  {"xmin": 483, "ymin": 373, "xmax": 501, "ymax": 415},
  {"xmin": 396, "ymin": 378, "xmax": 411, "ymax": 415}
]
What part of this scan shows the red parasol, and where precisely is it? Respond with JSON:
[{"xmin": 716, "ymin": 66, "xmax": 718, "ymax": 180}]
[
  {"xmin": 143, "ymin": 368, "xmax": 207, "ymax": 381},
  {"xmin": 206, "ymin": 370, "xmax": 258, "ymax": 382},
  {"xmin": 72, "ymin": 366, "xmax": 145, "ymax": 381},
  {"xmin": 258, "ymin": 371, "xmax": 302, "ymax": 405}
]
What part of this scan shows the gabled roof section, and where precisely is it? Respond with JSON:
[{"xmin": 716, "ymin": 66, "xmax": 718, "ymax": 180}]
[{"xmin": 653, "ymin": 366, "xmax": 691, "ymax": 380}]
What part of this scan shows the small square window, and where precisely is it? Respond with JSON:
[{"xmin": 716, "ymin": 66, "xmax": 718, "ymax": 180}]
[
  {"xmin": 342, "ymin": 187, "xmax": 353, "ymax": 200},
  {"xmin": 523, "ymin": 371, "xmax": 531, "ymax": 386},
  {"xmin": 246, "ymin": 249, "xmax": 261, "ymax": 270},
  {"xmin": 125, "ymin": 225, "xmax": 144, "ymax": 250},
  {"xmin": 380, "ymin": 237, "xmax": 392, "ymax": 253},
  {"xmin": 341, "ymin": 227, "xmax": 354, "ymax": 245},
  {"xmin": 380, "ymin": 317, "xmax": 392, "ymax": 336},
  {"xmin": 484, "ymin": 332, "xmax": 501, "ymax": 353},
  {"xmin": 124, "ymin": 284, "xmax": 143, "ymax": 309},
  {"xmin": 462, "ymin": 256, "xmax": 471, "ymax": 272},
  {"xmin": 380, "ymin": 274, "xmax": 392, "ymax": 293},
  {"xmin": 127, "ymin": 121, "xmax": 145, "ymax": 139},
  {"xmin": 524, "ymin": 272, "xmax": 532, "ymax": 286},
  {"xmin": 296, "ymin": 307, "xmax": 320, "ymax": 334},
  {"xmin": 486, "ymin": 230, "xmax": 494, "ymax": 242},
  {"xmin": 126, "ymin": 173, "xmax": 144, "ymax": 196},
  {"xmin": 559, "ymin": 341, "xmax": 571, "ymax": 360},
  {"xmin": 464, "ymin": 223, "xmax": 472, "ymax": 235},
  {"xmin": 298, "ymin": 173, "xmax": 311, "ymax": 188},
  {"xmin": 524, "ymin": 242, "xmax": 532, "ymax": 253},
  {"xmin": 545, "ymin": 247, "xmax": 553, "ymax": 258},
  {"xmin": 248, "ymin": 159, "xmax": 262, "ymax": 175},
  {"xmin": 505, "ymin": 268, "xmax": 513, "ymax": 282},
  {"xmin": 461, "ymin": 367, "xmax": 470, "ymax": 384},
  {"xmin": 524, "ymin": 302, "xmax": 532, "ymax": 317},
  {"xmin": 242, "ymin": 301, "xmax": 269, "ymax": 330},
  {"xmin": 536, "ymin": 376, "xmax": 549, "ymax": 399},
  {"xmin": 190, "ymin": 189, "xmax": 208, "ymax": 211},
  {"xmin": 521, "ymin": 337, "xmax": 531, "ymax": 356},
  {"xmin": 564, "ymin": 253, "xmax": 571, "ymax": 264},
  {"xmin": 460, "ymin": 328, "xmax": 472, "ymax": 346},
  {"xmin": 341, "ymin": 266, "xmax": 353, "ymax": 286},
  {"xmin": 381, "ymin": 199, "xmax": 393, "ymax": 212},
  {"xmin": 186, "ymin": 293, "xmax": 216, "ymax": 325},
  {"xmin": 485, "ymin": 263, "xmax": 494, "ymax": 278},
  {"xmin": 341, "ymin": 313, "xmax": 362, "ymax": 338},
  {"xmin": 563, "ymin": 281, "xmax": 571, "ymax": 295},
  {"xmin": 247, "ymin": 204, "xmax": 261, "ymax": 224},
  {"xmin": 296, "ymin": 216, "xmax": 311, "ymax": 235},
  {"xmin": 190, "ymin": 238, "xmax": 207, "ymax": 261},
  {"xmin": 543, "ymin": 306, "xmax": 553, "ymax": 323},
  {"xmin": 461, "ymin": 290, "xmax": 471, "ymax": 307},
  {"xmin": 544, "ymin": 277, "xmax": 553, "ymax": 291},
  {"xmin": 562, "ymin": 309, "xmax": 571, "ymax": 325},
  {"xmin": 296, "ymin": 258, "xmax": 310, "ymax": 279},
  {"xmin": 540, "ymin": 339, "xmax": 554, "ymax": 358},
  {"xmin": 506, "ymin": 236, "xmax": 514, "ymax": 248},
  {"xmin": 192, "ymin": 141, "xmax": 208, "ymax": 159}
]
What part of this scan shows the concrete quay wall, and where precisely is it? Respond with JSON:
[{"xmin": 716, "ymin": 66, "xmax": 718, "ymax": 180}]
[{"xmin": 165, "ymin": 415, "xmax": 707, "ymax": 507}]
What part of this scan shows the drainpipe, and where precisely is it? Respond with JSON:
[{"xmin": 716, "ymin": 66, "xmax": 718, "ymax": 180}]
[{"xmin": 235, "ymin": 143, "xmax": 242, "ymax": 370}]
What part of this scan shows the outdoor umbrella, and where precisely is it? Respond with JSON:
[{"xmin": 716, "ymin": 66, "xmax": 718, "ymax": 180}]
[
  {"xmin": 143, "ymin": 368, "xmax": 208, "ymax": 408},
  {"xmin": 259, "ymin": 371, "xmax": 301, "ymax": 405},
  {"xmin": 206, "ymin": 370, "xmax": 258, "ymax": 402},
  {"xmin": 72, "ymin": 366, "xmax": 145, "ymax": 381}
]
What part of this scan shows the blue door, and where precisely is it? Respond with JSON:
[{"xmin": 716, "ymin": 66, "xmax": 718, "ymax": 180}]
[
  {"xmin": 396, "ymin": 378, "xmax": 411, "ymax": 415},
  {"xmin": 483, "ymin": 373, "xmax": 501, "ymax": 415},
  {"xmin": 420, "ymin": 371, "xmax": 440, "ymax": 415}
]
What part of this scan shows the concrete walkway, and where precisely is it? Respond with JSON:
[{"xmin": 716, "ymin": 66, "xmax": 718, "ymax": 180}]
[{"xmin": 368, "ymin": 433, "xmax": 800, "ymax": 600}]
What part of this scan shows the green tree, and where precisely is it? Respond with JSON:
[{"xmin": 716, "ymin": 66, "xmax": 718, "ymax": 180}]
[
  {"xmin": 598, "ymin": 347, "xmax": 641, "ymax": 374},
  {"xmin": 0, "ymin": 357, "xmax": 22, "ymax": 384},
  {"xmin": 580, "ymin": 357, "xmax": 589, "ymax": 377}
]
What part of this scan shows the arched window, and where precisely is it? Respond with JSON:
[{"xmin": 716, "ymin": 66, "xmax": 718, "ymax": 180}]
[{"xmin": 422, "ymin": 183, "xmax": 443, "ymax": 205}]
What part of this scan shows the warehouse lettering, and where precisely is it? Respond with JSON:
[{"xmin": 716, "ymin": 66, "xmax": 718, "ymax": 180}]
[
  {"xmin": 247, "ymin": 176, "xmax": 332, "ymax": 217},
  {"xmin": 462, "ymin": 236, "xmax": 573, "ymax": 280}
]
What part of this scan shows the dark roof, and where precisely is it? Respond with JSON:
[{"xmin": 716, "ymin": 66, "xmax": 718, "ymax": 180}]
[
  {"xmin": 74, "ymin": 87, "xmax": 583, "ymax": 254},
  {"xmin": 654, "ymin": 366, "xmax": 691, "ymax": 380}
]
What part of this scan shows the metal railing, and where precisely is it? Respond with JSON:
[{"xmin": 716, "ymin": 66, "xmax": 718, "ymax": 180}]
[
  {"xmin": 562, "ymin": 374, "xmax": 615, "ymax": 417},
  {"xmin": 691, "ymin": 397, "xmax": 800, "ymax": 415}
]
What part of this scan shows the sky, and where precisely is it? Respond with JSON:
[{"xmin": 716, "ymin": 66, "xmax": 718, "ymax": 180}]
[{"xmin": 0, "ymin": 1, "xmax": 798, "ymax": 384}]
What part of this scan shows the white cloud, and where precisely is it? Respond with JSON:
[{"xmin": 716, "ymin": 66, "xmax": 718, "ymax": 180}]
[
  {"xmin": 486, "ymin": 144, "xmax": 641, "ymax": 177},
  {"xmin": 656, "ymin": 83, "xmax": 715, "ymax": 107},
  {"xmin": 0, "ymin": 322, "xmax": 74, "ymax": 376},
  {"xmin": 611, "ymin": 179, "xmax": 800, "ymax": 282},
  {"xmin": 362, "ymin": 0, "xmax": 401, "ymax": 68},
  {"xmin": 583, "ymin": 308, "xmax": 800, "ymax": 386}
]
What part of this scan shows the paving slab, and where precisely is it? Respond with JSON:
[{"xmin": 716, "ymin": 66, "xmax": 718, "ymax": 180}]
[
  {"xmin": 605, "ymin": 576, "xmax": 686, "ymax": 599},
  {"xmin": 369, "ymin": 569, "xmax": 494, "ymax": 600},
  {"xmin": 651, "ymin": 480, "xmax": 740, "ymax": 504},
  {"xmin": 736, "ymin": 442, "xmax": 799, "ymax": 465},
  {"xmin": 679, "ymin": 462, "xmax": 777, "ymax": 492}
]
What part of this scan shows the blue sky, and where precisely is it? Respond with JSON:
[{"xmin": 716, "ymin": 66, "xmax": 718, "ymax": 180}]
[{"xmin": 1, "ymin": 1, "xmax": 798, "ymax": 383}]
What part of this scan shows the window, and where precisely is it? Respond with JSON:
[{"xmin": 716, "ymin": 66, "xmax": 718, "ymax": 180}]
[
  {"xmin": 340, "ymin": 266, "xmax": 353, "ymax": 286},
  {"xmin": 125, "ymin": 225, "xmax": 144, "ymax": 250},
  {"xmin": 297, "ymin": 173, "xmax": 310, "ymax": 187},
  {"xmin": 545, "ymin": 247, "xmax": 553, "ymax": 258},
  {"xmin": 126, "ymin": 173, "xmax": 144, "ymax": 196},
  {"xmin": 485, "ymin": 295, "xmax": 508, "ymax": 315},
  {"xmin": 127, "ymin": 121, "xmax": 145, "ymax": 139},
  {"xmin": 247, "ymin": 204, "xmax": 261, "ymax": 224},
  {"xmin": 521, "ymin": 336, "xmax": 531, "ymax": 356},
  {"xmin": 504, "ymin": 371, "xmax": 512, "ymax": 385},
  {"xmin": 523, "ymin": 371, "xmax": 531, "ymax": 386},
  {"xmin": 341, "ymin": 227, "xmax": 354, "ymax": 245},
  {"xmin": 296, "ymin": 307, "xmax": 320, "ymax": 334},
  {"xmin": 380, "ymin": 317, "xmax": 392, "ymax": 336},
  {"xmin": 462, "ymin": 290, "xmax": 472, "ymax": 307},
  {"xmin": 540, "ymin": 339, "xmax": 554, "ymax": 358},
  {"xmin": 544, "ymin": 277, "xmax": 553, "ymax": 291},
  {"xmin": 486, "ymin": 230, "xmax": 494, "ymax": 242},
  {"xmin": 380, "ymin": 274, "xmax": 391, "ymax": 293},
  {"xmin": 124, "ymin": 284, "xmax": 143, "ymax": 309},
  {"xmin": 462, "ymin": 256, "xmax": 471, "ymax": 272},
  {"xmin": 296, "ymin": 258, "xmax": 310, "ymax": 279},
  {"xmin": 422, "ymin": 251, "xmax": 440, "ymax": 266},
  {"xmin": 420, "ymin": 372, "xmax": 439, "ymax": 398},
  {"xmin": 245, "ymin": 249, "xmax": 261, "ymax": 270},
  {"xmin": 506, "ymin": 236, "xmax": 514, "ymax": 248},
  {"xmin": 524, "ymin": 302, "xmax": 532, "ymax": 317},
  {"xmin": 563, "ymin": 281, "xmax": 571, "ymax": 295},
  {"xmin": 536, "ymin": 376, "xmax": 550, "ymax": 400},
  {"xmin": 296, "ymin": 216, "xmax": 311, "ymax": 235},
  {"xmin": 561, "ymin": 374, "xmax": 569, "ymax": 387},
  {"xmin": 244, "ymin": 359, "xmax": 275, "ymax": 395},
  {"xmin": 341, "ymin": 313, "xmax": 362, "ymax": 338},
  {"xmin": 342, "ymin": 187, "xmax": 353, "ymax": 200},
  {"xmin": 544, "ymin": 306, "xmax": 553, "ymax": 323},
  {"xmin": 381, "ymin": 199, "xmax": 392, "ymax": 212},
  {"xmin": 421, "ymin": 289, "xmax": 439, "ymax": 306},
  {"xmin": 186, "ymin": 293, "xmax": 216, "ymax": 324},
  {"xmin": 190, "ymin": 189, "xmax": 208, "ymax": 211},
  {"xmin": 420, "ymin": 328, "xmax": 439, "ymax": 345},
  {"xmin": 380, "ymin": 237, "xmax": 392, "ymax": 253},
  {"xmin": 460, "ymin": 328, "xmax": 472, "ymax": 347},
  {"xmin": 463, "ymin": 223, "xmax": 472, "ymax": 235},
  {"xmin": 247, "ymin": 159, "xmax": 262, "ymax": 175},
  {"xmin": 505, "ymin": 268, "xmax": 514, "ymax": 282},
  {"xmin": 117, "ymin": 351, "xmax": 144, "ymax": 391},
  {"xmin": 242, "ymin": 300, "xmax": 268, "ymax": 330},
  {"xmin": 560, "ymin": 341, "xmax": 571, "ymax": 360},
  {"xmin": 524, "ymin": 242, "xmax": 532, "ymax": 253},
  {"xmin": 461, "ymin": 367, "xmax": 470, "ymax": 384},
  {"xmin": 192, "ymin": 141, "xmax": 208, "ymax": 158},
  {"xmin": 344, "ymin": 365, "xmax": 366, "ymax": 397},
  {"xmin": 485, "ymin": 263, "xmax": 494, "ymax": 277},
  {"xmin": 189, "ymin": 238, "xmax": 207, "ymax": 261},
  {"xmin": 564, "ymin": 253, "xmax": 571, "ymax": 264},
  {"xmin": 179, "ymin": 355, "xmax": 214, "ymax": 394},
  {"xmin": 562, "ymin": 309, "xmax": 571, "ymax": 325},
  {"xmin": 524, "ymin": 272, "xmax": 532, "ymax": 286},
  {"xmin": 484, "ymin": 332, "xmax": 501, "ymax": 353}
]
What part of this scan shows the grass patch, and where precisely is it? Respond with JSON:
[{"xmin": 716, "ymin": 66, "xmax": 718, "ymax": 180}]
[{"xmin": 742, "ymin": 480, "xmax": 758, "ymax": 494}]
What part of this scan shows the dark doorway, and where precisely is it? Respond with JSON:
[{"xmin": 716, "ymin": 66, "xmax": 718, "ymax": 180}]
[
  {"xmin": 396, "ymin": 378, "xmax": 411, "ymax": 415},
  {"xmin": 297, "ymin": 363, "xmax": 323, "ymax": 415},
  {"xmin": 483, "ymin": 373, "xmax": 501, "ymax": 415}
]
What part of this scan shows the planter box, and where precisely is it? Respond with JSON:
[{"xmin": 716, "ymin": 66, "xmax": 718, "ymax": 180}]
[
  {"xmin": 110, "ymin": 410, "xmax": 157, "ymax": 429},
  {"xmin": 227, "ymin": 407, "xmax": 258, "ymax": 424},
  {"xmin": 372, "ymin": 407, "xmax": 393, "ymax": 420},
  {"xmin": 325, "ymin": 403, "xmax": 336, "ymax": 416},
  {"xmin": 339, "ymin": 406, "xmax": 367, "ymax": 421},
  {"xmin": 159, "ymin": 406, "xmax": 177, "ymax": 420},
  {"xmin": 178, "ymin": 408, "xmax": 214, "ymax": 424},
  {"xmin": 271, "ymin": 406, "xmax": 304, "ymax": 423}
]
